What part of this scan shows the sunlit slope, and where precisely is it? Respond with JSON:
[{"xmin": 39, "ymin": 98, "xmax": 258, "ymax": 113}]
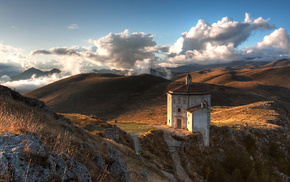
[
  {"xmin": 174, "ymin": 65, "xmax": 290, "ymax": 102},
  {"xmin": 25, "ymin": 73, "xmax": 171, "ymax": 120},
  {"xmin": 262, "ymin": 58, "xmax": 290, "ymax": 68}
]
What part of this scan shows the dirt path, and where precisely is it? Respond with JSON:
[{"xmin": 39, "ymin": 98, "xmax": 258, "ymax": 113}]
[
  {"xmin": 162, "ymin": 131, "xmax": 192, "ymax": 182},
  {"xmin": 130, "ymin": 134, "xmax": 141, "ymax": 154}
]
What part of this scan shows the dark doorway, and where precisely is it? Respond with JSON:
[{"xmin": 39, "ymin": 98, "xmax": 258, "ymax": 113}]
[{"xmin": 177, "ymin": 119, "xmax": 182, "ymax": 129}]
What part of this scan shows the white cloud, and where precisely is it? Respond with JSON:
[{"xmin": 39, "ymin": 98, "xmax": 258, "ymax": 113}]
[
  {"xmin": 31, "ymin": 29, "xmax": 162, "ymax": 70},
  {"xmin": 0, "ymin": 42, "xmax": 29, "ymax": 69},
  {"xmin": 167, "ymin": 13, "xmax": 275, "ymax": 66},
  {"xmin": 256, "ymin": 28, "xmax": 290, "ymax": 52},
  {"xmin": 67, "ymin": 24, "xmax": 79, "ymax": 30},
  {"xmin": 2, "ymin": 73, "xmax": 70, "ymax": 93},
  {"xmin": 10, "ymin": 26, "xmax": 17, "ymax": 30},
  {"xmin": 245, "ymin": 28, "xmax": 290, "ymax": 59},
  {"xmin": 0, "ymin": 75, "xmax": 11, "ymax": 83}
]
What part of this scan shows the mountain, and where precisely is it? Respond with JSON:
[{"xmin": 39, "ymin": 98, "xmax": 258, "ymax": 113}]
[
  {"xmin": 11, "ymin": 67, "xmax": 61, "ymax": 81},
  {"xmin": 25, "ymin": 71, "xmax": 278, "ymax": 124},
  {"xmin": 167, "ymin": 60, "xmax": 270, "ymax": 73},
  {"xmin": 2, "ymin": 73, "xmax": 290, "ymax": 181},
  {"xmin": 173, "ymin": 65, "xmax": 290, "ymax": 104},
  {"xmin": 262, "ymin": 58, "xmax": 290, "ymax": 68},
  {"xmin": 25, "ymin": 73, "xmax": 171, "ymax": 120},
  {"xmin": 92, "ymin": 68, "xmax": 121, "ymax": 74}
]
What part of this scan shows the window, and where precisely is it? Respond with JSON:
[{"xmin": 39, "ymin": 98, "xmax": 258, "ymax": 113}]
[
  {"xmin": 183, "ymin": 99, "xmax": 186, "ymax": 104},
  {"xmin": 178, "ymin": 108, "xmax": 181, "ymax": 112},
  {"xmin": 178, "ymin": 98, "xmax": 181, "ymax": 104},
  {"xmin": 169, "ymin": 119, "xmax": 170, "ymax": 123}
]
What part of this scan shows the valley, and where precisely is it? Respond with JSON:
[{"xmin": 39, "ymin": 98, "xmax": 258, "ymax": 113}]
[{"xmin": 1, "ymin": 59, "xmax": 290, "ymax": 181}]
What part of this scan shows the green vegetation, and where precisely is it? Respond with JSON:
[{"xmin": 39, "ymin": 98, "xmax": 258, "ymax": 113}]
[
  {"xmin": 110, "ymin": 122, "xmax": 155, "ymax": 134},
  {"xmin": 61, "ymin": 113, "xmax": 105, "ymax": 134}
]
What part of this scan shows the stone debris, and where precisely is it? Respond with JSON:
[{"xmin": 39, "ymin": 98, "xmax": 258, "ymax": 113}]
[
  {"xmin": 0, "ymin": 132, "xmax": 92, "ymax": 182},
  {"xmin": 162, "ymin": 131, "xmax": 192, "ymax": 182},
  {"xmin": 103, "ymin": 126, "xmax": 120, "ymax": 142}
]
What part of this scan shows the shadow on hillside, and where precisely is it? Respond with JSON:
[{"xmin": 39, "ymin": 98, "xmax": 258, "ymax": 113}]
[{"xmin": 230, "ymin": 71, "xmax": 253, "ymax": 82}]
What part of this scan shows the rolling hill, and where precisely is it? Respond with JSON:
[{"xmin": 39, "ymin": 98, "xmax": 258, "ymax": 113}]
[
  {"xmin": 167, "ymin": 60, "xmax": 270, "ymax": 73},
  {"xmin": 25, "ymin": 73, "xmax": 171, "ymax": 120},
  {"xmin": 262, "ymin": 58, "xmax": 290, "ymax": 68},
  {"xmin": 4, "ymin": 63, "xmax": 290, "ymax": 181},
  {"xmin": 174, "ymin": 65, "xmax": 290, "ymax": 103},
  {"xmin": 25, "ymin": 72, "xmax": 271, "ymax": 123}
]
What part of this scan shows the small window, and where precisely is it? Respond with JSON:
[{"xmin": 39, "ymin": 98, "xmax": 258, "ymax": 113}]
[
  {"xmin": 178, "ymin": 108, "xmax": 181, "ymax": 112},
  {"xmin": 183, "ymin": 99, "xmax": 186, "ymax": 104},
  {"xmin": 169, "ymin": 119, "xmax": 170, "ymax": 123},
  {"xmin": 178, "ymin": 98, "xmax": 181, "ymax": 104}
]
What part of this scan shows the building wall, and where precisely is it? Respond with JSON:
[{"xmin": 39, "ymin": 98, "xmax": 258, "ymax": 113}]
[
  {"xmin": 193, "ymin": 108, "xmax": 210, "ymax": 146},
  {"xmin": 168, "ymin": 93, "xmax": 211, "ymax": 146},
  {"xmin": 170, "ymin": 94, "xmax": 188, "ymax": 129}
]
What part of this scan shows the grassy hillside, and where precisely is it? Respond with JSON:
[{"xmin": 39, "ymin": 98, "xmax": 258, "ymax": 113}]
[
  {"xmin": 263, "ymin": 58, "xmax": 290, "ymax": 68},
  {"xmin": 25, "ymin": 72, "xmax": 275, "ymax": 124},
  {"xmin": 25, "ymin": 73, "xmax": 171, "ymax": 120},
  {"xmin": 173, "ymin": 65, "xmax": 290, "ymax": 103},
  {"xmin": 0, "ymin": 85, "xmax": 169, "ymax": 181}
]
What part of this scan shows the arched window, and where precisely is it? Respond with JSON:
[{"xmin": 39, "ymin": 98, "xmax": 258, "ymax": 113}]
[{"xmin": 178, "ymin": 108, "xmax": 181, "ymax": 112}]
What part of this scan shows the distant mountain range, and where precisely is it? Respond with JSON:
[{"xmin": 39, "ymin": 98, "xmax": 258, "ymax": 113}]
[
  {"xmin": 92, "ymin": 59, "xmax": 290, "ymax": 77},
  {"xmin": 165, "ymin": 60, "xmax": 270, "ymax": 73},
  {"xmin": 11, "ymin": 58, "xmax": 290, "ymax": 82},
  {"xmin": 11, "ymin": 67, "xmax": 61, "ymax": 81}
]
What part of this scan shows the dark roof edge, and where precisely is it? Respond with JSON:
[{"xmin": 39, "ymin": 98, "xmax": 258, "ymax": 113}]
[{"xmin": 168, "ymin": 91, "xmax": 211, "ymax": 95}]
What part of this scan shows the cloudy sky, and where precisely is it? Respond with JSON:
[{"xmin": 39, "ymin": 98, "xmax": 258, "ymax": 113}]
[{"xmin": 0, "ymin": 0, "xmax": 290, "ymax": 91}]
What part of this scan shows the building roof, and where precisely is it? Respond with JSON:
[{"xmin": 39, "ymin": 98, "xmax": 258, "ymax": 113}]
[
  {"xmin": 169, "ymin": 84, "xmax": 210, "ymax": 95},
  {"xmin": 186, "ymin": 105, "xmax": 202, "ymax": 112}
]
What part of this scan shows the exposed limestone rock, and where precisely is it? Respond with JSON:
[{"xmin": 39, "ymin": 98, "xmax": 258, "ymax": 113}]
[
  {"xmin": 109, "ymin": 158, "xmax": 130, "ymax": 182},
  {"xmin": 0, "ymin": 132, "xmax": 92, "ymax": 182},
  {"xmin": 103, "ymin": 146, "xmax": 123, "ymax": 159},
  {"xmin": 103, "ymin": 126, "xmax": 120, "ymax": 142}
]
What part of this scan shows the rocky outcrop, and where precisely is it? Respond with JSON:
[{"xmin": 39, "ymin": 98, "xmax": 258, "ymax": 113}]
[
  {"xmin": 102, "ymin": 146, "xmax": 129, "ymax": 182},
  {"xmin": 0, "ymin": 85, "xmax": 73, "ymax": 125},
  {"xmin": 103, "ymin": 126, "xmax": 120, "ymax": 142},
  {"xmin": 0, "ymin": 132, "xmax": 92, "ymax": 182},
  {"xmin": 0, "ymin": 85, "xmax": 54, "ymax": 117}
]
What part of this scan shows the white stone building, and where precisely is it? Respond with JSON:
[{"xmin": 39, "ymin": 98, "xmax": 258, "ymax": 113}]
[{"xmin": 167, "ymin": 74, "xmax": 211, "ymax": 146}]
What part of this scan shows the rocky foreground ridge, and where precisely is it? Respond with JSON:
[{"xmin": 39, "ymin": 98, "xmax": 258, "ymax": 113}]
[{"xmin": 0, "ymin": 132, "xmax": 91, "ymax": 182}]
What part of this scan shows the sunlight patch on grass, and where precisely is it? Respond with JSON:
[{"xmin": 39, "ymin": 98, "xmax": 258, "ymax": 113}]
[
  {"xmin": 109, "ymin": 122, "xmax": 155, "ymax": 134},
  {"xmin": 61, "ymin": 113, "xmax": 104, "ymax": 133},
  {"xmin": 211, "ymin": 102, "xmax": 282, "ymax": 130}
]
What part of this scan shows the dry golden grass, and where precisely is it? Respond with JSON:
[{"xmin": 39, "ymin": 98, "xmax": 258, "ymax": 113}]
[
  {"xmin": 110, "ymin": 104, "xmax": 167, "ymax": 125},
  {"xmin": 211, "ymin": 101, "xmax": 281, "ymax": 129},
  {"xmin": 24, "ymin": 73, "xmax": 171, "ymax": 121},
  {"xmin": 0, "ymin": 95, "xmax": 170, "ymax": 181},
  {"xmin": 108, "ymin": 122, "xmax": 156, "ymax": 135},
  {"xmin": 61, "ymin": 113, "xmax": 107, "ymax": 134},
  {"xmin": 0, "ymin": 96, "xmax": 106, "ymax": 180}
]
